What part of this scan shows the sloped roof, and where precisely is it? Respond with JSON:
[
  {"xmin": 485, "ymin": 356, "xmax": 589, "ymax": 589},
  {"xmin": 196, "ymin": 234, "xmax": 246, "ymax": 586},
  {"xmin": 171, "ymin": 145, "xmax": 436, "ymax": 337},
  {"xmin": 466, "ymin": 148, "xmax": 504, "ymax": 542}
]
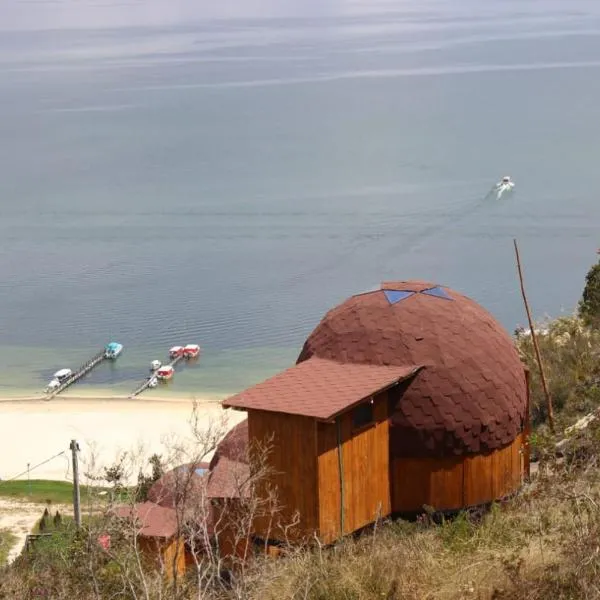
[
  {"xmin": 112, "ymin": 502, "xmax": 178, "ymax": 539},
  {"xmin": 222, "ymin": 357, "xmax": 422, "ymax": 420}
]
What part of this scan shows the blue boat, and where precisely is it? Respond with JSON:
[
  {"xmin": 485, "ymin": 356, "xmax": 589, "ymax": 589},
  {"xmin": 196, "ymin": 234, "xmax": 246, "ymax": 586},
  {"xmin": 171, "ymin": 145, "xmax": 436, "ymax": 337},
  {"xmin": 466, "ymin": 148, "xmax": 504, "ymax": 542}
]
[{"xmin": 105, "ymin": 342, "xmax": 123, "ymax": 359}]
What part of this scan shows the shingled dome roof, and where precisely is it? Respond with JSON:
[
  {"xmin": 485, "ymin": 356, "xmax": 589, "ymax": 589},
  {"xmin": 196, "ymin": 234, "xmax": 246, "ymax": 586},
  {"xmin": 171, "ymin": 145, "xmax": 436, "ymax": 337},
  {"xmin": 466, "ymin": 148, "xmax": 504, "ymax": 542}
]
[
  {"xmin": 297, "ymin": 281, "xmax": 527, "ymax": 457},
  {"xmin": 207, "ymin": 420, "xmax": 250, "ymax": 498}
]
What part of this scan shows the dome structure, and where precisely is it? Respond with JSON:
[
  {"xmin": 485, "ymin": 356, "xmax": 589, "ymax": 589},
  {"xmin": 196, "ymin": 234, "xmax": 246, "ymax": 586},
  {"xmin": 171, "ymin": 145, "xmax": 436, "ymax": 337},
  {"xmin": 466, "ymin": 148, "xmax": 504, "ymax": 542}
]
[
  {"xmin": 297, "ymin": 280, "xmax": 527, "ymax": 458},
  {"xmin": 206, "ymin": 420, "xmax": 250, "ymax": 499}
]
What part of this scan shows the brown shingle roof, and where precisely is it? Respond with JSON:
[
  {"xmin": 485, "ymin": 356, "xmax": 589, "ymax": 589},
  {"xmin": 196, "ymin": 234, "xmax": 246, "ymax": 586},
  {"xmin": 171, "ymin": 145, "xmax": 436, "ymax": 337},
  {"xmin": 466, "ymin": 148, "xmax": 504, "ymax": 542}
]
[
  {"xmin": 206, "ymin": 456, "xmax": 251, "ymax": 499},
  {"xmin": 209, "ymin": 420, "xmax": 248, "ymax": 467},
  {"xmin": 147, "ymin": 462, "xmax": 210, "ymax": 509},
  {"xmin": 206, "ymin": 420, "xmax": 251, "ymax": 499},
  {"xmin": 298, "ymin": 281, "xmax": 527, "ymax": 457},
  {"xmin": 112, "ymin": 502, "xmax": 178, "ymax": 539},
  {"xmin": 222, "ymin": 358, "xmax": 422, "ymax": 420}
]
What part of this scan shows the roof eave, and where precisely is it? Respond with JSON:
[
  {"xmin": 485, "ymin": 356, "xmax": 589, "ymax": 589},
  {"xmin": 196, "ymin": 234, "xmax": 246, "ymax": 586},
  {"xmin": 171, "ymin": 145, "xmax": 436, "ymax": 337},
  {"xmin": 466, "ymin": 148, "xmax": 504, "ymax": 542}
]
[
  {"xmin": 318, "ymin": 366, "xmax": 424, "ymax": 422},
  {"xmin": 222, "ymin": 365, "xmax": 424, "ymax": 421}
]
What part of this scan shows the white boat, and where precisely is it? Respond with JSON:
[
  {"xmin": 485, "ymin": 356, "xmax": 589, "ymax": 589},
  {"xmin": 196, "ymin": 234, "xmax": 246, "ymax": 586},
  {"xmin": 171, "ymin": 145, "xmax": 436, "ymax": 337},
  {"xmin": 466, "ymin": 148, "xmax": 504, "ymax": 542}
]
[
  {"xmin": 495, "ymin": 175, "xmax": 515, "ymax": 198},
  {"xmin": 156, "ymin": 365, "xmax": 174, "ymax": 381},
  {"xmin": 150, "ymin": 360, "xmax": 162, "ymax": 372},
  {"xmin": 148, "ymin": 377, "xmax": 158, "ymax": 388},
  {"xmin": 53, "ymin": 368, "xmax": 72, "ymax": 382},
  {"xmin": 45, "ymin": 379, "xmax": 61, "ymax": 393}
]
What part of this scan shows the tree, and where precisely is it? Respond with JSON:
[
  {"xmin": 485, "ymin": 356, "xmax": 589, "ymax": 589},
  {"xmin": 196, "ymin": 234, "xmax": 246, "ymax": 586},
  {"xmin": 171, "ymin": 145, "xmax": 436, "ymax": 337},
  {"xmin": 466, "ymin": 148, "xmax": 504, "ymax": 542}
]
[
  {"xmin": 579, "ymin": 260, "xmax": 600, "ymax": 327},
  {"xmin": 135, "ymin": 453, "xmax": 165, "ymax": 502}
]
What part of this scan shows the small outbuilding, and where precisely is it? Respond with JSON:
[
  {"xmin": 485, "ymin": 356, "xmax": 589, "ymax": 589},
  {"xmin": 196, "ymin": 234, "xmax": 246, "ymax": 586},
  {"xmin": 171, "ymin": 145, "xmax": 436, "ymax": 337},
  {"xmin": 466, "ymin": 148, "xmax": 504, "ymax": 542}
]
[
  {"xmin": 112, "ymin": 502, "xmax": 186, "ymax": 579},
  {"xmin": 223, "ymin": 281, "xmax": 530, "ymax": 544}
]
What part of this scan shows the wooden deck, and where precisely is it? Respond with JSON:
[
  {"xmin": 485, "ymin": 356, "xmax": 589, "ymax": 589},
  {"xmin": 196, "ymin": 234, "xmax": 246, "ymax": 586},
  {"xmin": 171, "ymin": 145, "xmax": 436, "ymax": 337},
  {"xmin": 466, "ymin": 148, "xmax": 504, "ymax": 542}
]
[
  {"xmin": 129, "ymin": 354, "xmax": 183, "ymax": 399},
  {"xmin": 45, "ymin": 350, "xmax": 107, "ymax": 399}
]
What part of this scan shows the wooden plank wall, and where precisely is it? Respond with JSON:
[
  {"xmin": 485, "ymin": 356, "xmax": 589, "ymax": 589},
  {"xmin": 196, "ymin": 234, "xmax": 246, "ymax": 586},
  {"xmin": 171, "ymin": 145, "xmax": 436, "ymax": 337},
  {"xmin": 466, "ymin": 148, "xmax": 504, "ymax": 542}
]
[
  {"xmin": 248, "ymin": 410, "xmax": 318, "ymax": 542},
  {"xmin": 391, "ymin": 456, "xmax": 464, "ymax": 512},
  {"xmin": 317, "ymin": 393, "xmax": 391, "ymax": 543},
  {"xmin": 213, "ymin": 499, "xmax": 252, "ymax": 564},
  {"xmin": 392, "ymin": 434, "xmax": 524, "ymax": 513},
  {"xmin": 138, "ymin": 537, "xmax": 186, "ymax": 580}
]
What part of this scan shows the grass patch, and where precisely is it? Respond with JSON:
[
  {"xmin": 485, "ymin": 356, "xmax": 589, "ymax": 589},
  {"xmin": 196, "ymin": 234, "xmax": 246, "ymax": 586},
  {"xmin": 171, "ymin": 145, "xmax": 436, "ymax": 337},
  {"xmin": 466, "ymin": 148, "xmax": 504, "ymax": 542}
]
[
  {"xmin": 0, "ymin": 529, "xmax": 17, "ymax": 566},
  {"xmin": 0, "ymin": 480, "xmax": 111, "ymax": 505}
]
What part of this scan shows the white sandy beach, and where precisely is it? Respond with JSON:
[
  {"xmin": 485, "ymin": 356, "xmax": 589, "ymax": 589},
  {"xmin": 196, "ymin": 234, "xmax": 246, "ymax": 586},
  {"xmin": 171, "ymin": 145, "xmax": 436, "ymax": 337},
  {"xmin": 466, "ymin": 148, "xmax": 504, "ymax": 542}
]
[{"xmin": 0, "ymin": 394, "xmax": 246, "ymax": 484}]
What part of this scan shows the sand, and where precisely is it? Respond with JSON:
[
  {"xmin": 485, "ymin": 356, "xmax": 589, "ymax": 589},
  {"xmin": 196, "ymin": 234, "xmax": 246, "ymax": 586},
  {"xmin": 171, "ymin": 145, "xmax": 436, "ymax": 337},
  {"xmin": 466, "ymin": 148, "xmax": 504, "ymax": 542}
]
[{"xmin": 0, "ymin": 394, "xmax": 246, "ymax": 483}]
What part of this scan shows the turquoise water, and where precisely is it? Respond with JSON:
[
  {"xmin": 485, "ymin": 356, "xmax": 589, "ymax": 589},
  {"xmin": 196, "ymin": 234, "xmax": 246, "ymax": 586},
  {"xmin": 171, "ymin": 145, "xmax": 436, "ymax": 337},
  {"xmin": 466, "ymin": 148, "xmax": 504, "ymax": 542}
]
[{"xmin": 2, "ymin": 0, "xmax": 600, "ymax": 395}]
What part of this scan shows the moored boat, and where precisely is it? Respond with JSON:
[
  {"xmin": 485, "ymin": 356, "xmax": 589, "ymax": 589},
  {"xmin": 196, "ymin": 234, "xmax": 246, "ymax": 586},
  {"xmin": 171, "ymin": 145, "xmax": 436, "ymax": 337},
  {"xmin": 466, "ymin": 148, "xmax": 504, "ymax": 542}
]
[
  {"xmin": 169, "ymin": 346, "xmax": 184, "ymax": 359},
  {"xmin": 150, "ymin": 360, "xmax": 162, "ymax": 371},
  {"xmin": 45, "ymin": 379, "xmax": 61, "ymax": 393},
  {"xmin": 53, "ymin": 368, "xmax": 72, "ymax": 382},
  {"xmin": 156, "ymin": 365, "xmax": 174, "ymax": 381},
  {"xmin": 183, "ymin": 344, "xmax": 201, "ymax": 359},
  {"xmin": 105, "ymin": 342, "xmax": 123, "ymax": 359}
]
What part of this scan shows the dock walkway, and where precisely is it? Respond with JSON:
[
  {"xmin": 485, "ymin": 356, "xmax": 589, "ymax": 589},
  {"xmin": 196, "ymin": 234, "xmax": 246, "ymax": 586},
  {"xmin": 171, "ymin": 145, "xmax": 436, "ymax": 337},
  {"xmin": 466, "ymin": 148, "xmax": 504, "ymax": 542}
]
[
  {"xmin": 129, "ymin": 354, "xmax": 183, "ymax": 399},
  {"xmin": 45, "ymin": 350, "xmax": 106, "ymax": 399}
]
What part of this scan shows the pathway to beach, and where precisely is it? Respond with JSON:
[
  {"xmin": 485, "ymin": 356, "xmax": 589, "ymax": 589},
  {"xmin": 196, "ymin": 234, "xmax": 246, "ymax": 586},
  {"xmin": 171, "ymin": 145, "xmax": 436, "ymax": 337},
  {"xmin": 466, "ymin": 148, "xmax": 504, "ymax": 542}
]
[{"xmin": 0, "ymin": 498, "xmax": 72, "ymax": 564}]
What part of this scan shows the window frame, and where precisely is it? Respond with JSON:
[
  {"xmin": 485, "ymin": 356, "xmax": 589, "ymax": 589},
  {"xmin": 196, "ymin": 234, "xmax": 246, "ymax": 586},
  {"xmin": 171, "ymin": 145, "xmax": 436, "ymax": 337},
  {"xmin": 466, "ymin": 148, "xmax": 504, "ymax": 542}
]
[{"xmin": 351, "ymin": 399, "xmax": 375, "ymax": 431}]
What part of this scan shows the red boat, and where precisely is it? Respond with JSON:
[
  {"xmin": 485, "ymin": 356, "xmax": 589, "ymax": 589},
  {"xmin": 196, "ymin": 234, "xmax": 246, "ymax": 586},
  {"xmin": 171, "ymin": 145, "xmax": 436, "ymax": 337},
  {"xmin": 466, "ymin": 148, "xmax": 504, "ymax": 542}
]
[
  {"xmin": 156, "ymin": 365, "xmax": 174, "ymax": 381},
  {"xmin": 169, "ymin": 346, "xmax": 184, "ymax": 359},
  {"xmin": 183, "ymin": 344, "xmax": 201, "ymax": 359}
]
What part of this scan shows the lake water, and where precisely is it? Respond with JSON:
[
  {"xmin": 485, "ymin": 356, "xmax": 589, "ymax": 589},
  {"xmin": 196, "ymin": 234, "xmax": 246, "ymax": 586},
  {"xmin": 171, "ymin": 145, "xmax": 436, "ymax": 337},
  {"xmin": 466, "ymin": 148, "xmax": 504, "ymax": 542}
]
[{"xmin": 2, "ymin": 0, "xmax": 600, "ymax": 397}]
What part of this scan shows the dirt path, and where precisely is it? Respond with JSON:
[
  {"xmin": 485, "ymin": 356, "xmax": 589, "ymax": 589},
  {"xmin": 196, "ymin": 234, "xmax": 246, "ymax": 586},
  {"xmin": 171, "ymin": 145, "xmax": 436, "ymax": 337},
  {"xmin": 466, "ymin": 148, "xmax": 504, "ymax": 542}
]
[{"xmin": 0, "ymin": 499, "xmax": 71, "ymax": 564}]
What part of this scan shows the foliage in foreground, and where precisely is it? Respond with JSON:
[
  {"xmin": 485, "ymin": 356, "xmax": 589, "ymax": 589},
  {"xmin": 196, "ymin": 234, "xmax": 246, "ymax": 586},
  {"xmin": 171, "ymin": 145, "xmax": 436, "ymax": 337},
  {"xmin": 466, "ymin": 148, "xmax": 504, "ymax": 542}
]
[
  {"xmin": 579, "ymin": 259, "xmax": 600, "ymax": 328},
  {"xmin": 515, "ymin": 314, "xmax": 600, "ymax": 430},
  {"xmin": 2, "ymin": 422, "xmax": 600, "ymax": 600},
  {"xmin": 0, "ymin": 530, "xmax": 17, "ymax": 567}
]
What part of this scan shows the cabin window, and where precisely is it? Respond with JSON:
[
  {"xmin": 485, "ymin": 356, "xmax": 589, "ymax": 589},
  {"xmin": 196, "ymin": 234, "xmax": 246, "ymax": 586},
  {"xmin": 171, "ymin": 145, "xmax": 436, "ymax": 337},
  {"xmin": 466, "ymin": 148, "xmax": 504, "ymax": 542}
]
[{"xmin": 352, "ymin": 402, "xmax": 373, "ymax": 430}]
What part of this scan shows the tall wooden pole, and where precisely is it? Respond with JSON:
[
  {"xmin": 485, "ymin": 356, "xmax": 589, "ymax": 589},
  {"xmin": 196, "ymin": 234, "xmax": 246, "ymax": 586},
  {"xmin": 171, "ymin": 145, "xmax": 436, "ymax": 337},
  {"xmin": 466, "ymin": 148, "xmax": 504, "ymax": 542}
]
[
  {"xmin": 70, "ymin": 440, "xmax": 82, "ymax": 529},
  {"xmin": 513, "ymin": 239, "xmax": 555, "ymax": 432}
]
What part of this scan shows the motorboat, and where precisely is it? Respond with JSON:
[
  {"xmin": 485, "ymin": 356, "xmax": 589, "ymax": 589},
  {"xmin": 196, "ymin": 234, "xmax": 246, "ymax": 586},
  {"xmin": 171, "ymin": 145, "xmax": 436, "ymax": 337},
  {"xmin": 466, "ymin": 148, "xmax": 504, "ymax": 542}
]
[
  {"xmin": 148, "ymin": 377, "xmax": 158, "ymax": 388},
  {"xmin": 169, "ymin": 346, "xmax": 185, "ymax": 359},
  {"xmin": 183, "ymin": 344, "xmax": 201, "ymax": 359},
  {"xmin": 105, "ymin": 342, "xmax": 123, "ymax": 359},
  {"xmin": 150, "ymin": 360, "xmax": 162, "ymax": 372},
  {"xmin": 53, "ymin": 368, "xmax": 72, "ymax": 382},
  {"xmin": 45, "ymin": 379, "xmax": 61, "ymax": 393},
  {"xmin": 156, "ymin": 365, "xmax": 174, "ymax": 381},
  {"xmin": 495, "ymin": 175, "xmax": 515, "ymax": 198}
]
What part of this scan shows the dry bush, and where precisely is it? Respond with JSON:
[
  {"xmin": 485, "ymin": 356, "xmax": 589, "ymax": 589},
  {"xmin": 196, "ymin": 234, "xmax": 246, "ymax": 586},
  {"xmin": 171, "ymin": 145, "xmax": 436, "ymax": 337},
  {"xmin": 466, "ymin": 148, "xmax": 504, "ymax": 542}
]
[{"xmin": 515, "ymin": 315, "xmax": 600, "ymax": 429}]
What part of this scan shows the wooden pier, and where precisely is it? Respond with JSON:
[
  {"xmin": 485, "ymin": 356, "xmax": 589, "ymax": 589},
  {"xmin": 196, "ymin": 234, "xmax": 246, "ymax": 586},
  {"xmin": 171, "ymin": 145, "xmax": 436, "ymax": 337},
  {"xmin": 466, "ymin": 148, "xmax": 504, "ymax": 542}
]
[
  {"xmin": 129, "ymin": 354, "xmax": 183, "ymax": 399},
  {"xmin": 45, "ymin": 349, "xmax": 106, "ymax": 399}
]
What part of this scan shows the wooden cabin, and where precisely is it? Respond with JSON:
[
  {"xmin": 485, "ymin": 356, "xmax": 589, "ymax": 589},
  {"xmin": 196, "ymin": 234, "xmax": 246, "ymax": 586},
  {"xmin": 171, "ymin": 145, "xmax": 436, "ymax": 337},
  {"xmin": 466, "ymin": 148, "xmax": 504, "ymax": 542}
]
[
  {"xmin": 112, "ymin": 502, "xmax": 187, "ymax": 580},
  {"xmin": 223, "ymin": 281, "xmax": 530, "ymax": 545}
]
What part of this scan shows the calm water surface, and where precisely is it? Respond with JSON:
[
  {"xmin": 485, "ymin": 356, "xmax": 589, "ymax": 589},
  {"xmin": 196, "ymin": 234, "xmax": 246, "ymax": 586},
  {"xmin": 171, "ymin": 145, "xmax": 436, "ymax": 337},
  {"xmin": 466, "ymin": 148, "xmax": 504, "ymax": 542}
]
[{"xmin": 1, "ymin": 0, "xmax": 600, "ymax": 395}]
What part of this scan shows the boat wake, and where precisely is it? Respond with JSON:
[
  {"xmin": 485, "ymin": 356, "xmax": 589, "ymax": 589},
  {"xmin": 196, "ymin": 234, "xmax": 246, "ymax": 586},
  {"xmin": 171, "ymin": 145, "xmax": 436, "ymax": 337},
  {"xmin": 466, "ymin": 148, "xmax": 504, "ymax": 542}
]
[{"xmin": 486, "ymin": 175, "xmax": 515, "ymax": 201}]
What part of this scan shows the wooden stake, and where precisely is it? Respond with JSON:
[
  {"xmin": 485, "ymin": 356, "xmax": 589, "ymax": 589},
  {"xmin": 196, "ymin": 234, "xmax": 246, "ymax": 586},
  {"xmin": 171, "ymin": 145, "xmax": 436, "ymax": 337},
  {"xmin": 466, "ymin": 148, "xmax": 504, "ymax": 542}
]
[{"xmin": 513, "ymin": 239, "xmax": 554, "ymax": 432}]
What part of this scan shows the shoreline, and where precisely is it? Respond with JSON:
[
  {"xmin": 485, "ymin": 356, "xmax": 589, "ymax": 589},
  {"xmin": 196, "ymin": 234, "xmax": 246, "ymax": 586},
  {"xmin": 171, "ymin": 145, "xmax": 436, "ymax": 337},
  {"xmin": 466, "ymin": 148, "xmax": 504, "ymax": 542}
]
[{"xmin": 0, "ymin": 393, "xmax": 227, "ymax": 405}]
